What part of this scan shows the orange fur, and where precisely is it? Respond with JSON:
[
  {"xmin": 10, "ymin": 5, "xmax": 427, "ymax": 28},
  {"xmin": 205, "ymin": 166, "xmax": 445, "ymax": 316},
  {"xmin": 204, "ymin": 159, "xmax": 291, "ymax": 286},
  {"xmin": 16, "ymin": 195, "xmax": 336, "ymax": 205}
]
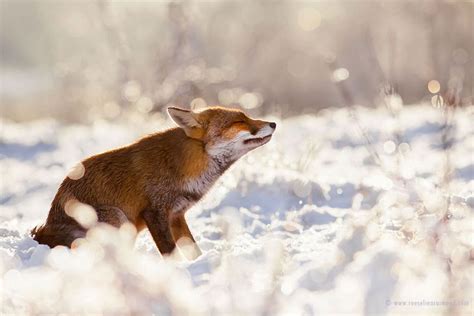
[{"xmin": 32, "ymin": 106, "xmax": 276, "ymax": 257}]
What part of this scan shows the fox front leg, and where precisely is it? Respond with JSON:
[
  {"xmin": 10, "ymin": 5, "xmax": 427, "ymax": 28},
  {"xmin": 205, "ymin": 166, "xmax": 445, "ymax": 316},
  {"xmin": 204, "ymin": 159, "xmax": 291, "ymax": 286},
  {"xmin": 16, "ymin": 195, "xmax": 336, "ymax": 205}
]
[
  {"xmin": 170, "ymin": 213, "xmax": 202, "ymax": 260},
  {"xmin": 141, "ymin": 209, "xmax": 176, "ymax": 255}
]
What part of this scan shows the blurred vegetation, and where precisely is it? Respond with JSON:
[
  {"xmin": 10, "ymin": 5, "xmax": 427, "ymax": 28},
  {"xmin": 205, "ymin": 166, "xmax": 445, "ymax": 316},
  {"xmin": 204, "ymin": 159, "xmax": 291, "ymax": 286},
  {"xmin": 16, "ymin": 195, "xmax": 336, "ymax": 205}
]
[{"xmin": 0, "ymin": 0, "xmax": 472, "ymax": 121}]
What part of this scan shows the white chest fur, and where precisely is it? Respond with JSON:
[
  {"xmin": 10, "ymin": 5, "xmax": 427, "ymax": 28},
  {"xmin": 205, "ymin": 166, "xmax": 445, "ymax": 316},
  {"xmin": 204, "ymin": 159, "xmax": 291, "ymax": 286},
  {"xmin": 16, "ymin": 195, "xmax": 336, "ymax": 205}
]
[{"xmin": 183, "ymin": 158, "xmax": 221, "ymax": 196}]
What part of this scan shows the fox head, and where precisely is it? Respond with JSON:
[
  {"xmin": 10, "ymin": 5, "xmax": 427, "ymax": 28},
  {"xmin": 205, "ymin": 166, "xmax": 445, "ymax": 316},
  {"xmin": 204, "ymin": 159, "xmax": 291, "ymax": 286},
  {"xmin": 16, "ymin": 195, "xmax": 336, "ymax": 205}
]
[{"xmin": 168, "ymin": 106, "xmax": 276, "ymax": 160}]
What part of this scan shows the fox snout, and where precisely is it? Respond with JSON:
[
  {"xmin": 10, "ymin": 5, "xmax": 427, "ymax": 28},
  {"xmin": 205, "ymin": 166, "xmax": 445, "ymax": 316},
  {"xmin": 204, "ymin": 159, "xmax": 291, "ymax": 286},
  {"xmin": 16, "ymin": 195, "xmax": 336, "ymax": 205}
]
[
  {"xmin": 255, "ymin": 120, "xmax": 277, "ymax": 136},
  {"xmin": 252, "ymin": 121, "xmax": 276, "ymax": 135}
]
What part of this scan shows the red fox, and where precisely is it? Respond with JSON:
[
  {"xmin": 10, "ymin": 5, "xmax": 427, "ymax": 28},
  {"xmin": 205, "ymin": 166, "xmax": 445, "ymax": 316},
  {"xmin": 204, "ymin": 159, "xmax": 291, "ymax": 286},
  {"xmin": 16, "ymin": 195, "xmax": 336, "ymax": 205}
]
[{"xmin": 32, "ymin": 106, "xmax": 276, "ymax": 259}]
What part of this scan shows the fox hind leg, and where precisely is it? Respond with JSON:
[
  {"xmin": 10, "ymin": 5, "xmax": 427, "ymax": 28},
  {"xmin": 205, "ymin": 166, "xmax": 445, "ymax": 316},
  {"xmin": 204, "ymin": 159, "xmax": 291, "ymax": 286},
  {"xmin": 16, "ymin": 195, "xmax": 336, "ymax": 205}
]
[{"xmin": 96, "ymin": 206, "xmax": 129, "ymax": 228}]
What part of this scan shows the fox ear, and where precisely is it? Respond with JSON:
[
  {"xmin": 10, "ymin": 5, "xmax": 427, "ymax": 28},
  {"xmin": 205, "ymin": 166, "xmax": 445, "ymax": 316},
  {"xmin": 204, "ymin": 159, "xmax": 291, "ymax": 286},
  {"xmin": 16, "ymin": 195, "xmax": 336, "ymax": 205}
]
[{"xmin": 167, "ymin": 107, "xmax": 201, "ymax": 129}]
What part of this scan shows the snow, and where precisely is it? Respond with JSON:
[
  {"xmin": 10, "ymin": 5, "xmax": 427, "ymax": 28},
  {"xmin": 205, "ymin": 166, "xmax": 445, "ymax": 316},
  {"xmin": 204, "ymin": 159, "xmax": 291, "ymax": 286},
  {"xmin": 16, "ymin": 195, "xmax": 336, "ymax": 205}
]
[{"xmin": 1, "ymin": 104, "xmax": 473, "ymax": 315}]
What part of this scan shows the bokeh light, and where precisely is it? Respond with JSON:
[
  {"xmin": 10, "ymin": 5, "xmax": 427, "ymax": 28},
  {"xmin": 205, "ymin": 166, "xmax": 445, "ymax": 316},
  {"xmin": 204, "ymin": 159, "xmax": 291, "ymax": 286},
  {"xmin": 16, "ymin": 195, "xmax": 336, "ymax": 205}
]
[
  {"xmin": 239, "ymin": 92, "xmax": 262, "ymax": 109},
  {"xmin": 123, "ymin": 81, "xmax": 141, "ymax": 103},
  {"xmin": 191, "ymin": 97, "xmax": 207, "ymax": 110},
  {"xmin": 427, "ymin": 80, "xmax": 441, "ymax": 94},
  {"xmin": 64, "ymin": 200, "xmax": 98, "ymax": 228},
  {"xmin": 297, "ymin": 8, "xmax": 321, "ymax": 31},
  {"xmin": 136, "ymin": 97, "xmax": 153, "ymax": 114},
  {"xmin": 331, "ymin": 68, "xmax": 349, "ymax": 82},
  {"xmin": 67, "ymin": 162, "xmax": 85, "ymax": 180},
  {"xmin": 383, "ymin": 140, "xmax": 396, "ymax": 154}
]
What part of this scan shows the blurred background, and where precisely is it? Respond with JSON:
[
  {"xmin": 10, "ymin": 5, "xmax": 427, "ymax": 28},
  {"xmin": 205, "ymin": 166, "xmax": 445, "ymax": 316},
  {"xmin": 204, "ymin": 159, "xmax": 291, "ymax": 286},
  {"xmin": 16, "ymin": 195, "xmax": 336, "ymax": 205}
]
[{"xmin": 1, "ymin": 0, "xmax": 472, "ymax": 122}]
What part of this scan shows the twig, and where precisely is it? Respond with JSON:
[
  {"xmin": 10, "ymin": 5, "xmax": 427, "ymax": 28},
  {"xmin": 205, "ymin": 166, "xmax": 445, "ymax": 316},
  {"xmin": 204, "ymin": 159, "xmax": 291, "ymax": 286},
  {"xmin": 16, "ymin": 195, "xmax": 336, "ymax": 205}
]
[{"xmin": 325, "ymin": 58, "xmax": 384, "ymax": 168}]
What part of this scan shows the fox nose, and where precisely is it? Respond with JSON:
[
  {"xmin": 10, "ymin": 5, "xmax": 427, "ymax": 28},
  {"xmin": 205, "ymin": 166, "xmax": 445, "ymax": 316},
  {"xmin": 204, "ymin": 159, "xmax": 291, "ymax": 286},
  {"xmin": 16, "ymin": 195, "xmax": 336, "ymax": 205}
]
[{"xmin": 269, "ymin": 122, "xmax": 276, "ymax": 129}]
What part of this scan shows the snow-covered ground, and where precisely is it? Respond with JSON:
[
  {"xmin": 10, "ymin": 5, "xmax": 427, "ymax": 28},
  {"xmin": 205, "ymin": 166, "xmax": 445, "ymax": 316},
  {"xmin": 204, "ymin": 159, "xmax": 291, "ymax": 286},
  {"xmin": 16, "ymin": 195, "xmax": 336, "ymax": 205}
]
[{"xmin": 1, "ymin": 104, "xmax": 473, "ymax": 315}]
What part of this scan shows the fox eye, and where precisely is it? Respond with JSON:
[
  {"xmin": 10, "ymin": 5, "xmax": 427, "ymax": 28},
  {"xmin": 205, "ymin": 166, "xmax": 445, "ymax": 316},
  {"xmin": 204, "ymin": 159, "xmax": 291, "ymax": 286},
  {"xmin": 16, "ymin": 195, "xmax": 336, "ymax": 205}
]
[{"xmin": 233, "ymin": 120, "xmax": 246, "ymax": 124}]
